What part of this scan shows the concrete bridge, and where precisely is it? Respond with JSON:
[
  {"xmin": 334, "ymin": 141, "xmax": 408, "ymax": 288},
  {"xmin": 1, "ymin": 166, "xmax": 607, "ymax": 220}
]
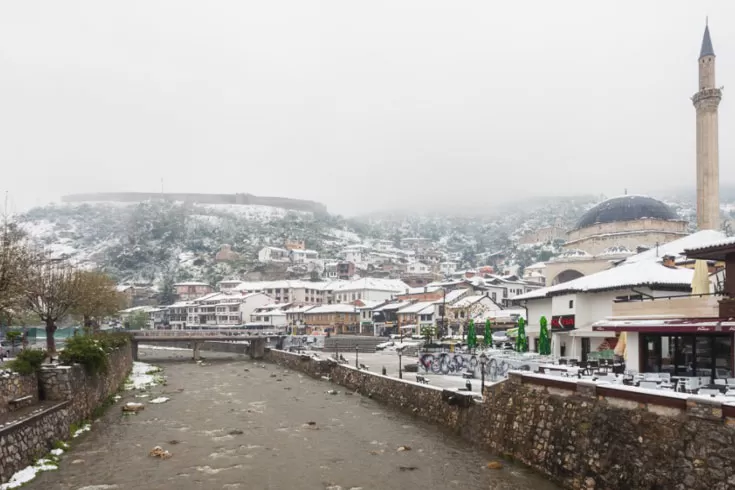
[{"xmin": 131, "ymin": 330, "xmax": 285, "ymax": 361}]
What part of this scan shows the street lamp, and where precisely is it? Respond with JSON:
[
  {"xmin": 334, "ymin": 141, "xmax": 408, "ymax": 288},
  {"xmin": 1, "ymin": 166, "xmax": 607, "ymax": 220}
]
[
  {"xmin": 355, "ymin": 346, "xmax": 359, "ymax": 368},
  {"xmin": 398, "ymin": 349, "xmax": 403, "ymax": 379},
  {"xmin": 480, "ymin": 359, "xmax": 486, "ymax": 395}
]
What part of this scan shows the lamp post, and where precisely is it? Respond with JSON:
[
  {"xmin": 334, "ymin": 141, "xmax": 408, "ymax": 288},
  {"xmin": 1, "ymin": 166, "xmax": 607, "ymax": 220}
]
[
  {"xmin": 398, "ymin": 350, "xmax": 403, "ymax": 379},
  {"xmin": 335, "ymin": 342, "xmax": 339, "ymax": 361},
  {"xmin": 355, "ymin": 346, "xmax": 359, "ymax": 368},
  {"xmin": 480, "ymin": 360, "xmax": 486, "ymax": 395}
]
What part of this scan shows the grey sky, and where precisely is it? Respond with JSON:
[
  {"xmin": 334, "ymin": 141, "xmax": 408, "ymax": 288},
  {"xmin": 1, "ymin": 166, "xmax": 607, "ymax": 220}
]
[{"xmin": 0, "ymin": 1, "xmax": 732, "ymax": 216}]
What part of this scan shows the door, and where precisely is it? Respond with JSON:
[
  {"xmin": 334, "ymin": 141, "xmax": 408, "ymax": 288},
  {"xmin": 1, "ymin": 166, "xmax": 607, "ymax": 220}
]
[{"xmin": 581, "ymin": 337, "xmax": 591, "ymax": 362}]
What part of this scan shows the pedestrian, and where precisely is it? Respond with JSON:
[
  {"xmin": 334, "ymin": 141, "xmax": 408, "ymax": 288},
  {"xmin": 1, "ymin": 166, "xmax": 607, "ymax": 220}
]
[{"xmin": 0, "ymin": 343, "xmax": 5, "ymax": 363}]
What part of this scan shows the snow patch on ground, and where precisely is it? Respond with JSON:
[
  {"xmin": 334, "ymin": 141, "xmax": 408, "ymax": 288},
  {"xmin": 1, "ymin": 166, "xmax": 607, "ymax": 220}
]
[
  {"xmin": 150, "ymin": 397, "xmax": 170, "ymax": 404},
  {"xmin": 139, "ymin": 345, "xmax": 189, "ymax": 352},
  {"xmin": 0, "ymin": 449, "xmax": 64, "ymax": 489},
  {"xmin": 72, "ymin": 424, "xmax": 91, "ymax": 438},
  {"xmin": 124, "ymin": 361, "xmax": 164, "ymax": 390}
]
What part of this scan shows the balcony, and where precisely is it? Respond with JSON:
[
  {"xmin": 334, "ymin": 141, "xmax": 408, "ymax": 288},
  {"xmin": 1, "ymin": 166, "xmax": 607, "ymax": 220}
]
[{"xmin": 611, "ymin": 294, "xmax": 721, "ymax": 319}]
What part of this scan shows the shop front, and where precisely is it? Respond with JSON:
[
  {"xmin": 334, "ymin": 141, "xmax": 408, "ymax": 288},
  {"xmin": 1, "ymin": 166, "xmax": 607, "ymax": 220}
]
[{"xmin": 592, "ymin": 319, "xmax": 735, "ymax": 383}]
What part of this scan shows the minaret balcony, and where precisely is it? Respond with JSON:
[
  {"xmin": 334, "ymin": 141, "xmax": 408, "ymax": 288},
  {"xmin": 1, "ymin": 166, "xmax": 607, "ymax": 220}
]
[{"xmin": 693, "ymin": 88, "xmax": 723, "ymax": 106}]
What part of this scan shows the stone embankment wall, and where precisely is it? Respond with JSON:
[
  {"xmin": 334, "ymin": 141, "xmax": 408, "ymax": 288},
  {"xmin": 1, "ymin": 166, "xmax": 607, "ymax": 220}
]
[
  {"xmin": 0, "ymin": 371, "xmax": 38, "ymax": 416},
  {"xmin": 265, "ymin": 349, "xmax": 735, "ymax": 490},
  {"xmin": 0, "ymin": 345, "xmax": 133, "ymax": 484},
  {"xmin": 39, "ymin": 346, "xmax": 133, "ymax": 421}
]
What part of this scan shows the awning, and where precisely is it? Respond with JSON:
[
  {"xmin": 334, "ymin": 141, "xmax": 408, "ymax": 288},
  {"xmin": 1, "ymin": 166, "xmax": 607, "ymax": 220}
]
[{"xmin": 592, "ymin": 318, "xmax": 735, "ymax": 334}]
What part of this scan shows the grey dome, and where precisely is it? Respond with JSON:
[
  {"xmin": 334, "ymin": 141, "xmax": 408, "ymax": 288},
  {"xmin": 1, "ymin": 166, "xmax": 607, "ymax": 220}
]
[{"xmin": 575, "ymin": 196, "xmax": 679, "ymax": 230}]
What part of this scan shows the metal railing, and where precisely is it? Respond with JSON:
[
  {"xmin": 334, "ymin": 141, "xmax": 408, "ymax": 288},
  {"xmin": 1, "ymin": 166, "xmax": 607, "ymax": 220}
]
[{"xmin": 133, "ymin": 329, "xmax": 252, "ymax": 338}]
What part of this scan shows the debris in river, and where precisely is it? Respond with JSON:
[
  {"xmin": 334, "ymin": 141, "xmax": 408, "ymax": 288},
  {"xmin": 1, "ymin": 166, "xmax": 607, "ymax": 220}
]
[
  {"xmin": 486, "ymin": 461, "xmax": 504, "ymax": 470},
  {"xmin": 228, "ymin": 429, "xmax": 244, "ymax": 435},
  {"xmin": 149, "ymin": 446, "xmax": 172, "ymax": 459},
  {"xmin": 399, "ymin": 466, "xmax": 418, "ymax": 471},
  {"xmin": 327, "ymin": 390, "xmax": 339, "ymax": 395},
  {"xmin": 122, "ymin": 402, "xmax": 145, "ymax": 413},
  {"xmin": 397, "ymin": 445, "xmax": 412, "ymax": 452},
  {"xmin": 150, "ymin": 397, "xmax": 170, "ymax": 404}
]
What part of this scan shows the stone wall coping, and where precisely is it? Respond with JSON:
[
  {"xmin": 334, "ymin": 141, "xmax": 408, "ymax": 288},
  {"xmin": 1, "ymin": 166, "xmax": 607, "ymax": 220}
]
[
  {"xmin": 688, "ymin": 395, "xmax": 724, "ymax": 406},
  {"xmin": 0, "ymin": 401, "xmax": 70, "ymax": 437},
  {"xmin": 334, "ymin": 361, "xmax": 447, "ymax": 392},
  {"xmin": 273, "ymin": 349, "xmax": 450, "ymax": 393},
  {"xmin": 41, "ymin": 364, "xmax": 72, "ymax": 370}
]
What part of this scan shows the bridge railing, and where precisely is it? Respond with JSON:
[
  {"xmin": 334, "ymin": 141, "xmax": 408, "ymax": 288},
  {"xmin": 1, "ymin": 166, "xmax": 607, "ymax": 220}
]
[{"xmin": 132, "ymin": 330, "xmax": 252, "ymax": 338}]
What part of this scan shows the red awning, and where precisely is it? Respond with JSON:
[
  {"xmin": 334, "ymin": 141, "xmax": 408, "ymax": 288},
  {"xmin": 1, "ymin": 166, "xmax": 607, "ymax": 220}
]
[{"xmin": 592, "ymin": 318, "xmax": 735, "ymax": 334}]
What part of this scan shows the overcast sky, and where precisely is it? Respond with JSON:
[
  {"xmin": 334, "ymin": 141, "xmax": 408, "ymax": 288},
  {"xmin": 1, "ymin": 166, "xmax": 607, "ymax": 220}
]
[{"xmin": 0, "ymin": 1, "xmax": 733, "ymax": 215}]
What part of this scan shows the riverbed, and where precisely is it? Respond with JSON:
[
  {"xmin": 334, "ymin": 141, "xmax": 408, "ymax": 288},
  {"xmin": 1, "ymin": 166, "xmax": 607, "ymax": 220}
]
[{"xmin": 23, "ymin": 349, "xmax": 559, "ymax": 490}]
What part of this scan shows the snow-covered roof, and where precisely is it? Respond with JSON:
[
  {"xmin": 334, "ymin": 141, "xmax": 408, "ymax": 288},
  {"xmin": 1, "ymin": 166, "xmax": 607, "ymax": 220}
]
[
  {"xmin": 450, "ymin": 295, "xmax": 489, "ymax": 308},
  {"xmin": 684, "ymin": 236, "xmax": 735, "ymax": 254},
  {"xmin": 525, "ymin": 262, "xmax": 545, "ymax": 270},
  {"xmin": 355, "ymin": 300, "xmax": 384, "ymax": 310},
  {"xmin": 285, "ymin": 305, "xmax": 315, "ymax": 314},
  {"xmin": 397, "ymin": 301, "xmax": 435, "ymax": 314},
  {"xmin": 331, "ymin": 278, "xmax": 409, "ymax": 292},
  {"xmin": 514, "ymin": 261, "xmax": 694, "ymax": 300},
  {"xmin": 418, "ymin": 304, "xmax": 435, "ymax": 315},
  {"xmin": 174, "ymin": 281, "xmax": 211, "ymax": 287},
  {"xmin": 218, "ymin": 279, "xmax": 244, "ymax": 285},
  {"xmin": 119, "ymin": 305, "xmax": 154, "ymax": 314},
  {"xmin": 374, "ymin": 301, "xmax": 412, "ymax": 312},
  {"xmin": 305, "ymin": 304, "xmax": 359, "ymax": 314},
  {"xmin": 257, "ymin": 302, "xmax": 292, "ymax": 311},
  {"xmin": 440, "ymin": 288, "xmax": 470, "ymax": 304},
  {"xmin": 622, "ymin": 230, "xmax": 725, "ymax": 265},
  {"xmin": 403, "ymin": 285, "xmax": 441, "ymax": 295},
  {"xmin": 233, "ymin": 280, "xmax": 339, "ymax": 291}
]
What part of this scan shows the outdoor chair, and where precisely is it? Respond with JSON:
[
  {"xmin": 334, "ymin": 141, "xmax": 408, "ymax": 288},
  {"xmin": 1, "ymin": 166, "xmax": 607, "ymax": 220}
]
[
  {"xmin": 558, "ymin": 358, "xmax": 568, "ymax": 365},
  {"xmin": 715, "ymin": 379, "xmax": 727, "ymax": 386},
  {"xmin": 679, "ymin": 377, "xmax": 701, "ymax": 393},
  {"xmin": 639, "ymin": 381, "xmax": 660, "ymax": 390},
  {"xmin": 698, "ymin": 388, "xmax": 721, "ymax": 397},
  {"xmin": 726, "ymin": 378, "xmax": 735, "ymax": 386}
]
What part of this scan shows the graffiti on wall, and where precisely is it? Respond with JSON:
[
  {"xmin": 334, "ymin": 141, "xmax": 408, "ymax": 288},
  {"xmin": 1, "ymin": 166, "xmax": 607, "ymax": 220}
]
[{"xmin": 419, "ymin": 352, "xmax": 539, "ymax": 381}]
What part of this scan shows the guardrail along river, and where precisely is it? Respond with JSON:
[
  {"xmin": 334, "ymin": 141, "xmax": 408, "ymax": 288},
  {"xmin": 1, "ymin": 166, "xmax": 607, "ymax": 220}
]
[{"xmin": 24, "ymin": 350, "xmax": 559, "ymax": 490}]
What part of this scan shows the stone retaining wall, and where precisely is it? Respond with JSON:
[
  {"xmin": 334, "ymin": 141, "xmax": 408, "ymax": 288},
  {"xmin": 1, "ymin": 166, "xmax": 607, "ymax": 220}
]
[
  {"xmin": 0, "ymin": 371, "xmax": 38, "ymax": 416},
  {"xmin": 39, "ymin": 346, "xmax": 133, "ymax": 422},
  {"xmin": 265, "ymin": 349, "xmax": 735, "ymax": 490},
  {"xmin": 0, "ymin": 402, "xmax": 71, "ymax": 484},
  {"xmin": 0, "ymin": 345, "xmax": 133, "ymax": 485}
]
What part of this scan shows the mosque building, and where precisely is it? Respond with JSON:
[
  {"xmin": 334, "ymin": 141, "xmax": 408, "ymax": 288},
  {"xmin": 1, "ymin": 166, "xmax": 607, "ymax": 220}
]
[{"xmin": 543, "ymin": 24, "xmax": 722, "ymax": 287}]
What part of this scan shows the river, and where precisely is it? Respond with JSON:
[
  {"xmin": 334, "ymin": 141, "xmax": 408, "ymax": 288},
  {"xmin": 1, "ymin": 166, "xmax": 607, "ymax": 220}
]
[{"xmin": 24, "ymin": 349, "xmax": 559, "ymax": 490}]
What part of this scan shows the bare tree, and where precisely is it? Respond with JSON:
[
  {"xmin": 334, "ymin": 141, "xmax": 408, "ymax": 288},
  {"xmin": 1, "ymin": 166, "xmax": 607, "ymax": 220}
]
[
  {"xmin": 25, "ymin": 258, "xmax": 82, "ymax": 353},
  {"xmin": 72, "ymin": 270, "xmax": 124, "ymax": 333},
  {"xmin": 0, "ymin": 223, "xmax": 33, "ymax": 319}
]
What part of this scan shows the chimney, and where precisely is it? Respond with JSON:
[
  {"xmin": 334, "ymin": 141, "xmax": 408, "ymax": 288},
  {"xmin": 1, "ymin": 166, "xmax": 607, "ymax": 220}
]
[{"xmin": 662, "ymin": 255, "xmax": 676, "ymax": 268}]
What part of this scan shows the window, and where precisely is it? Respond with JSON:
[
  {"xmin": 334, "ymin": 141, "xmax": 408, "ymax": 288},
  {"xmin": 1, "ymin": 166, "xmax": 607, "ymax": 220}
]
[{"xmin": 568, "ymin": 300, "xmax": 574, "ymax": 309}]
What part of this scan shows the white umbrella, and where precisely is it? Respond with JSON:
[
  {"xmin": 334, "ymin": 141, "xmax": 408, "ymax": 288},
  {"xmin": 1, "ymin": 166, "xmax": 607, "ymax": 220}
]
[{"xmin": 691, "ymin": 260, "xmax": 710, "ymax": 295}]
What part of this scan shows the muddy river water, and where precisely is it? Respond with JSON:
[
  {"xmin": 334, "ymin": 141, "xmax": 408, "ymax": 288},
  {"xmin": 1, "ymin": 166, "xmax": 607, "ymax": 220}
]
[{"xmin": 25, "ymin": 350, "xmax": 559, "ymax": 490}]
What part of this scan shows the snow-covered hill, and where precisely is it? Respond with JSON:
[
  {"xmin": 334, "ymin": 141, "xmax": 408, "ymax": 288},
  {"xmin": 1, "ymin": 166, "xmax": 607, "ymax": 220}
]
[{"xmin": 14, "ymin": 193, "xmax": 730, "ymax": 287}]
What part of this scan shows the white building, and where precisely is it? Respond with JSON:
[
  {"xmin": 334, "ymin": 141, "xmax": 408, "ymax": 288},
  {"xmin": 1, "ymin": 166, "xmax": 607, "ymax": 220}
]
[
  {"xmin": 290, "ymin": 249, "xmax": 320, "ymax": 263},
  {"xmin": 217, "ymin": 279, "xmax": 244, "ymax": 292},
  {"xmin": 515, "ymin": 257, "xmax": 697, "ymax": 360},
  {"xmin": 250, "ymin": 303, "xmax": 289, "ymax": 326},
  {"xmin": 439, "ymin": 261, "xmax": 458, "ymax": 276},
  {"xmin": 258, "ymin": 246, "xmax": 290, "ymax": 263},
  {"xmin": 405, "ymin": 262, "xmax": 431, "ymax": 275},
  {"xmin": 330, "ymin": 278, "xmax": 410, "ymax": 304},
  {"xmin": 185, "ymin": 292, "xmax": 272, "ymax": 327},
  {"xmin": 233, "ymin": 280, "xmax": 333, "ymax": 304},
  {"xmin": 522, "ymin": 262, "xmax": 546, "ymax": 286}
]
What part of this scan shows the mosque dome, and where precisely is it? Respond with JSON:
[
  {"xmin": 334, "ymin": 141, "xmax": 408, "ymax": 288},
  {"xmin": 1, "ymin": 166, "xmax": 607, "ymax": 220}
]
[{"xmin": 574, "ymin": 195, "xmax": 679, "ymax": 230}]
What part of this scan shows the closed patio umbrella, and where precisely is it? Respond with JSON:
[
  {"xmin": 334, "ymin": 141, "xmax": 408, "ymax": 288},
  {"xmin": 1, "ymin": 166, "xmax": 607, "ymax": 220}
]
[
  {"xmin": 614, "ymin": 331, "xmax": 627, "ymax": 361},
  {"xmin": 691, "ymin": 260, "xmax": 710, "ymax": 295}
]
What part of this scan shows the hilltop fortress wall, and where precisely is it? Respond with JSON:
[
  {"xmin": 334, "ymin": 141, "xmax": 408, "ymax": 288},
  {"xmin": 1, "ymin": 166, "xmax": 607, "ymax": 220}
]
[{"xmin": 61, "ymin": 192, "xmax": 327, "ymax": 214}]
